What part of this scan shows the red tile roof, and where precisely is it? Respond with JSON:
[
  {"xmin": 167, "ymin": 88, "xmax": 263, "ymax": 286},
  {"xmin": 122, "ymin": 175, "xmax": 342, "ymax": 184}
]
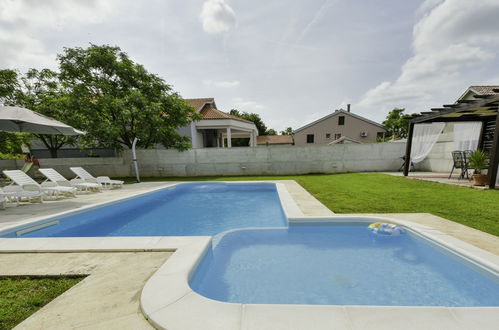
[
  {"xmin": 185, "ymin": 98, "xmax": 215, "ymax": 111},
  {"xmin": 200, "ymin": 104, "xmax": 253, "ymax": 123},
  {"xmin": 185, "ymin": 98, "xmax": 253, "ymax": 124},
  {"xmin": 257, "ymin": 135, "xmax": 294, "ymax": 145}
]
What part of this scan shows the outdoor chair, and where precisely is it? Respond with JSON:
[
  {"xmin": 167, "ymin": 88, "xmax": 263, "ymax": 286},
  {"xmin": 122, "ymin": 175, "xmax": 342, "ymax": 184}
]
[
  {"xmin": 398, "ymin": 155, "xmax": 415, "ymax": 172},
  {"xmin": 39, "ymin": 168, "xmax": 101, "ymax": 193},
  {"xmin": 20, "ymin": 162, "xmax": 34, "ymax": 173},
  {"xmin": 448, "ymin": 151, "xmax": 469, "ymax": 180},
  {"xmin": 462, "ymin": 150, "xmax": 474, "ymax": 179},
  {"xmin": 70, "ymin": 167, "xmax": 123, "ymax": 189},
  {"xmin": 2, "ymin": 170, "xmax": 77, "ymax": 199},
  {"xmin": 0, "ymin": 186, "xmax": 44, "ymax": 204}
]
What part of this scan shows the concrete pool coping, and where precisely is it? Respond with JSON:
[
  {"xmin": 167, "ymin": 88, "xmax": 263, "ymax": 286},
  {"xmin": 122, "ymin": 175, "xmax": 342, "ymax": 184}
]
[{"xmin": 0, "ymin": 181, "xmax": 498, "ymax": 329}]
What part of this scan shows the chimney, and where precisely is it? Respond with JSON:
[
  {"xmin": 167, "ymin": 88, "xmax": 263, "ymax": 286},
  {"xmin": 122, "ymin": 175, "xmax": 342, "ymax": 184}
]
[{"xmin": 347, "ymin": 104, "xmax": 351, "ymax": 112}]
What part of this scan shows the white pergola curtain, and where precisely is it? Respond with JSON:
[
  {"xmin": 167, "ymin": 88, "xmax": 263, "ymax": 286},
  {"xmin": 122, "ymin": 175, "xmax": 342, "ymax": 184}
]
[
  {"xmin": 410, "ymin": 123, "xmax": 445, "ymax": 164},
  {"xmin": 453, "ymin": 122, "xmax": 482, "ymax": 151}
]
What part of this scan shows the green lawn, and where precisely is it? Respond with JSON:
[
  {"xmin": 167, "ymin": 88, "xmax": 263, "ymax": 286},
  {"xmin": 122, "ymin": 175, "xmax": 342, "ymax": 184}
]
[
  {"xmin": 125, "ymin": 173, "xmax": 499, "ymax": 237},
  {"xmin": 0, "ymin": 276, "xmax": 84, "ymax": 329}
]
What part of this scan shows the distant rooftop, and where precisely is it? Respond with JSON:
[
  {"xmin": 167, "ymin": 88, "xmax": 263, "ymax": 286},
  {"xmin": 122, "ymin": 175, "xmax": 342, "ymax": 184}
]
[
  {"xmin": 185, "ymin": 98, "xmax": 215, "ymax": 111},
  {"xmin": 468, "ymin": 86, "xmax": 499, "ymax": 95},
  {"xmin": 257, "ymin": 135, "xmax": 294, "ymax": 145},
  {"xmin": 185, "ymin": 98, "xmax": 253, "ymax": 124}
]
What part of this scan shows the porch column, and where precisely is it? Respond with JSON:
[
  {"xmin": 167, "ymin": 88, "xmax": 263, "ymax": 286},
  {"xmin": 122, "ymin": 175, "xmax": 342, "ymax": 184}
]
[
  {"xmin": 227, "ymin": 127, "xmax": 232, "ymax": 148},
  {"xmin": 190, "ymin": 123, "xmax": 198, "ymax": 148},
  {"xmin": 487, "ymin": 114, "xmax": 499, "ymax": 189},
  {"xmin": 249, "ymin": 131, "xmax": 254, "ymax": 147}
]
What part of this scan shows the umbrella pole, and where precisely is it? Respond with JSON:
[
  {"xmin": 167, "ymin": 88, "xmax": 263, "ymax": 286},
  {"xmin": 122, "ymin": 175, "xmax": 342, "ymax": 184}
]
[{"xmin": 132, "ymin": 137, "xmax": 140, "ymax": 183}]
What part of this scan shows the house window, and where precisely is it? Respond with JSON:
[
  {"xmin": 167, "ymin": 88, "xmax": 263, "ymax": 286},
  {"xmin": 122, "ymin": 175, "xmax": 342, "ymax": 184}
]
[
  {"xmin": 334, "ymin": 133, "xmax": 341, "ymax": 140},
  {"xmin": 338, "ymin": 116, "xmax": 345, "ymax": 125},
  {"xmin": 306, "ymin": 134, "xmax": 314, "ymax": 143},
  {"xmin": 326, "ymin": 133, "xmax": 331, "ymax": 139}
]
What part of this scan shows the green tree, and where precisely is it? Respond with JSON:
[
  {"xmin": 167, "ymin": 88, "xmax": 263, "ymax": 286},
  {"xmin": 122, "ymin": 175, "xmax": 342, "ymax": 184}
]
[
  {"xmin": 280, "ymin": 127, "xmax": 293, "ymax": 135},
  {"xmin": 0, "ymin": 69, "xmax": 19, "ymax": 104},
  {"xmin": 0, "ymin": 69, "xmax": 33, "ymax": 158},
  {"xmin": 229, "ymin": 109, "xmax": 275, "ymax": 135},
  {"xmin": 17, "ymin": 69, "xmax": 81, "ymax": 158},
  {"xmin": 0, "ymin": 68, "xmax": 85, "ymax": 158},
  {"xmin": 382, "ymin": 108, "xmax": 414, "ymax": 140},
  {"xmin": 266, "ymin": 128, "xmax": 277, "ymax": 135},
  {"xmin": 57, "ymin": 44, "xmax": 199, "ymax": 150}
]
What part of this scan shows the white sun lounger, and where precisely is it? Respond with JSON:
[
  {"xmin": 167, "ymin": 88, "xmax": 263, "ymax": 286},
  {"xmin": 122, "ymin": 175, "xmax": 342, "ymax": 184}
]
[
  {"xmin": 2, "ymin": 170, "xmax": 77, "ymax": 199},
  {"xmin": 0, "ymin": 186, "xmax": 44, "ymax": 204},
  {"xmin": 39, "ymin": 168, "xmax": 101, "ymax": 193},
  {"xmin": 70, "ymin": 167, "xmax": 123, "ymax": 189}
]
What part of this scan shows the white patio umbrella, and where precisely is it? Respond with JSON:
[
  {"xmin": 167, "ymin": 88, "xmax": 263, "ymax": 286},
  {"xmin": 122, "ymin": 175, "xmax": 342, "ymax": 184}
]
[{"xmin": 0, "ymin": 105, "xmax": 84, "ymax": 135}]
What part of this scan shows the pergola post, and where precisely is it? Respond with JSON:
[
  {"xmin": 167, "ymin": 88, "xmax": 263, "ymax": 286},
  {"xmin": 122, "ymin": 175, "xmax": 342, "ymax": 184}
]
[
  {"xmin": 403, "ymin": 122, "xmax": 415, "ymax": 176},
  {"xmin": 487, "ymin": 114, "xmax": 499, "ymax": 189}
]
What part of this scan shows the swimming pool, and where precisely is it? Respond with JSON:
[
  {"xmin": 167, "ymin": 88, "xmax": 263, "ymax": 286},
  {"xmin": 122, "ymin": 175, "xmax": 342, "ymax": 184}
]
[
  {"xmin": 190, "ymin": 222, "xmax": 499, "ymax": 307},
  {"xmin": 0, "ymin": 182, "xmax": 287, "ymax": 237}
]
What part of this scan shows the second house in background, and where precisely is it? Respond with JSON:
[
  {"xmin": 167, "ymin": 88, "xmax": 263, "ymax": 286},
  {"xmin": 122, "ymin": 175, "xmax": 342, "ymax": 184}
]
[{"xmin": 293, "ymin": 105, "xmax": 387, "ymax": 145}]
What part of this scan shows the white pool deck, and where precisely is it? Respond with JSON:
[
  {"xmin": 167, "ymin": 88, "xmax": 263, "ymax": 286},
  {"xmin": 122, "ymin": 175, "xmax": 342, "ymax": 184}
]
[{"xmin": 0, "ymin": 180, "xmax": 498, "ymax": 330}]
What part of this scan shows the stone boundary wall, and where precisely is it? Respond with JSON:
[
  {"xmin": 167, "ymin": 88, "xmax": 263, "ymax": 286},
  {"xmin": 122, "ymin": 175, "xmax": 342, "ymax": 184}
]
[{"xmin": 0, "ymin": 142, "xmax": 407, "ymax": 178}]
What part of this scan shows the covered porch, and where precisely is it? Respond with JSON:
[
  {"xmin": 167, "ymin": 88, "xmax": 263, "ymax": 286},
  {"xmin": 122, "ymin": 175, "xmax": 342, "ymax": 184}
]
[
  {"xmin": 403, "ymin": 94, "xmax": 499, "ymax": 189},
  {"xmin": 193, "ymin": 118, "xmax": 258, "ymax": 148}
]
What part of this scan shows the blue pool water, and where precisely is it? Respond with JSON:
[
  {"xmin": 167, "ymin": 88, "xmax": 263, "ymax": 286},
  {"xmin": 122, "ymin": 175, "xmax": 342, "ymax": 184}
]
[
  {"xmin": 1, "ymin": 183, "xmax": 287, "ymax": 237},
  {"xmin": 190, "ymin": 223, "xmax": 499, "ymax": 306}
]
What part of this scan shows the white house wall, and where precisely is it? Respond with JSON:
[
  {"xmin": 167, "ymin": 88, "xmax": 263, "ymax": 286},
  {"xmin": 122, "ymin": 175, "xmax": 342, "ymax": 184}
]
[{"xmin": 294, "ymin": 112, "xmax": 386, "ymax": 145}]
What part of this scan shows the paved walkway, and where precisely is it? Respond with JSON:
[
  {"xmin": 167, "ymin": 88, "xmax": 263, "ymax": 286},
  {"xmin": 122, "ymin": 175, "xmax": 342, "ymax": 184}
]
[{"xmin": 384, "ymin": 171, "xmax": 496, "ymax": 189}]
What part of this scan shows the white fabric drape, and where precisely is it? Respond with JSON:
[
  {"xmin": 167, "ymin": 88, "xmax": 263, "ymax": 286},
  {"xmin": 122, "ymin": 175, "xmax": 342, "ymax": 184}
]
[
  {"xmin": 453, "ymin": 122, "xmax": 482, "ymax": 151},
  {"xmin": 410, "ymin": 123, "xmax": 445, "ymax": 164}
]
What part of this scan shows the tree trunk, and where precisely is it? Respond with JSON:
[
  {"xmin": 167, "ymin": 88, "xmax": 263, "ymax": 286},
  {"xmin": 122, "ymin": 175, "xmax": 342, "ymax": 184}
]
[{"xmin": 49, "ymin": 148, "xmax": 58, "ymax": 158}]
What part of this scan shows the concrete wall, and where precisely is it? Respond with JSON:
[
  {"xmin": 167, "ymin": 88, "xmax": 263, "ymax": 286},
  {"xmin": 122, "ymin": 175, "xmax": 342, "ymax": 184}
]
[
  {"xmin": 30, "ymin": 148, "xmax": 117, "ymax": 159},
  {"xmin": 1, "ymin": 142, "xmax": 406, "ymax": 178},
  {"xmin": 0, "ymin": 157, "xmax": 130, "ymax": 179},
  {"xmin": 419, "ymin": 141, "xmax": 454, "ymax": 172},
  {"xmin": 124, "ymin": 142, "xmax": 405, "ymax": 177}
]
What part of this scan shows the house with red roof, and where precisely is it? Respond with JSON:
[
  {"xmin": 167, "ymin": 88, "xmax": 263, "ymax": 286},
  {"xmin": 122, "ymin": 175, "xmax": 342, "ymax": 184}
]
[{"xmin": 182, "ymin": 98, "xmax": 258, "ymax": 148}]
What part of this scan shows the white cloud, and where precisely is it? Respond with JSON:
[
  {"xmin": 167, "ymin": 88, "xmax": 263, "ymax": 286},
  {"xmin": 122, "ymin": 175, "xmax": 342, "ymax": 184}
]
[
  {"xmin": 0, "ymin": 0, "xmax": 119, "ymax": 68},
  {"xmin": 203, "ymin": 80, "xmax": 240, "ymax": 88},
  {"xmin": 200, "ymin": 0, "xmax": 236, "ymax": 34},
  {"xmin": 357, "ymin": 0, "xmax": 499, "ymax": 114},
  {"xmin": 232, "ymin": 97, "xmax": 266, "ymax": 111}
]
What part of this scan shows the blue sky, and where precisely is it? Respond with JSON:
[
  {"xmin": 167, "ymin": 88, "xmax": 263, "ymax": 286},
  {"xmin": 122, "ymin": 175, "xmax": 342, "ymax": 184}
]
[{"xmin": 1, "ymin": 0, "xmax": 499, "ymax": 131}]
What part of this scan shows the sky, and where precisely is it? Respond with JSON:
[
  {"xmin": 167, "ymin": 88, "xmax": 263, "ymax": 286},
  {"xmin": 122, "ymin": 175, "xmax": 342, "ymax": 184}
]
[{"xmin": 1, "ymin": 0, "xmax": 499, "ymax": 132}]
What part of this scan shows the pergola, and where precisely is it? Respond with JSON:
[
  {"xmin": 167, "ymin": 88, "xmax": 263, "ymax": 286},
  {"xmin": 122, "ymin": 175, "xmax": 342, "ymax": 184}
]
[{"xmin": 403, "ymin": 93, "xmax": 499, "ymax": 189}]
